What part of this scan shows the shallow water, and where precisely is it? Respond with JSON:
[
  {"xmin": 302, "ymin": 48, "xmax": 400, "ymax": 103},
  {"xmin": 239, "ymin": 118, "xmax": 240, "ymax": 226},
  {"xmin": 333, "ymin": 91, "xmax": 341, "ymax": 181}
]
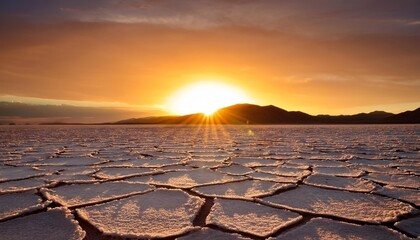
[{"xmin": 0, "ymin": 125, "xmax": 419, "ymax": 239}]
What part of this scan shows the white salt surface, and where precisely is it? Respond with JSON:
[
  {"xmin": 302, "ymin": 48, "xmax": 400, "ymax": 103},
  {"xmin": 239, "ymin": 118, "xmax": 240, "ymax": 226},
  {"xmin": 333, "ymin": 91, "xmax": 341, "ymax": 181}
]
[
  {"xmin": 0, "ymin": 207, "xmax": 85, "ymax": 240},
  {"xmin": 177, "ymin": 227, "xmax": 250, "ymax": 240},
  {"xmin": 0, "ymin": 167, "xmax": 45, "ymax": 182},
  {"xmin": 262, "ymin": 185, "xmax": 417, "ymax": 223},
  {"xmin": 0, "ymin": 178, "xmax": 52, "ymax": 193},
  {"xmin": 77, "ymin": 189, "xmax": 204, "ymax": 238},
  {"xmin": 363, "ymin": 173, "xmax": 420, "ymax": 189},
  {"xmin": 395, "ymin": 216, "xmax": 420, "ymax": 237},
  {"xmin": 149, "ymin": 168, "xmax": 246, "ymax": 188},
  {"xmin": 272, "ymin": 217, "xmax": 411, "ymax": 240},
  {"xmin": 374, "ymin": 185, "xmax": 420, "ymax": 206},
  {"xmin": 192, "ymin": 180, "xmax": 295, "ymax": 199},
  {"xmin": 304, "ymin": 174, "xmax": 377, "ymax": 192},
  {"xmin": 94, "ymin": 167, "xmax": 156, "ymax": 179},
  {"xmin": 0, "ymin": 190, "xmax": 50, "ymax": 221},
  {"xmin": 41, "ymin": 181, "xmax": 153, "ymax": 207},
  {"xmin": 207, "ymin": 198, "xmax": 302, "ymax": 237}
]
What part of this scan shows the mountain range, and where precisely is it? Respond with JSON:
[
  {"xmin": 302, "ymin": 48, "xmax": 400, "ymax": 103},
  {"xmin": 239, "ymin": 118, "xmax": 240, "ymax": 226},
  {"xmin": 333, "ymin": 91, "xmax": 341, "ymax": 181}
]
[{"xmin": 115, "ymin": 104, "xmax": 420, "ymax": 124}]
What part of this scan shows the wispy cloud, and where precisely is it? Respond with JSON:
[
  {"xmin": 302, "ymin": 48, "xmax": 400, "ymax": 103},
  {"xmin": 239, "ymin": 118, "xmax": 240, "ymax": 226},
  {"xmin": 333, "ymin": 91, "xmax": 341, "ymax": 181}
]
[{"xmin": 1, "ymin": 0, "xmax": 420, "ymax": 36}]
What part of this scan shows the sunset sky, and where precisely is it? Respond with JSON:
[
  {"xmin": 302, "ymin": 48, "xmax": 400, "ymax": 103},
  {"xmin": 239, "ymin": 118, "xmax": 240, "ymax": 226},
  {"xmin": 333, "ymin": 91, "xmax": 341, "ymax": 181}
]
[{"xmin": 1, "ymin": 0, "xmax": 420, "ymax": 123}]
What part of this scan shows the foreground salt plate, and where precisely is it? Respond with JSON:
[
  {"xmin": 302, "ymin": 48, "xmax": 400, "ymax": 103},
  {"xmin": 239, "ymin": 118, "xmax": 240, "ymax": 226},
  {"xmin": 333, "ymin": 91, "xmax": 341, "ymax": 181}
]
[
  {"xmin": 0, "ymin": 207, "xmax": 85, "ymax": 240},
  {"xmin": 192, "ymin": 180, "xmax": 295, "ymax": 199},
  {"xmin": 262, "ymin": 185, "xmax": 416, "ymax": 223},
  {"xmin": 0, "ymin": 190, "xmax": 50, "ymax": 221},
  {"xmin": 41, "ymin": 181, "xmax": 153, "ymax": 207},
  {"xmin": 77, "ymin": 189, "xmax": 204, "ymax": 238},
  {"xmin": 395, "ymin": 216, "xmax": 420, "ymax": 237},
  {"xmin": 177, "ymin": 227, "xmax": 250, "ymax": 240},
  {"xmin": 271, "ymin": 217, "xmax": 411, "ymax": 240},
  {"xmin": 304, "ymin": 174, "xmax": 376, "ymax": 192},
  {"xmin": 207, "ymin": 199, "xmax": 302, "ymax": 237},
  {"xmin": 149, "ymin": 168, "xmax": 246, "ymax": 188}
]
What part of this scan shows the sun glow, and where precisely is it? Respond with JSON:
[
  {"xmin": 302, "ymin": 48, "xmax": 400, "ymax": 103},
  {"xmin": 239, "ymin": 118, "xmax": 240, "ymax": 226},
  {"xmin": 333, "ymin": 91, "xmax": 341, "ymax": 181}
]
[{"xmin": 168, "ymin": 81, "xmax": 251, "ymax": 115}]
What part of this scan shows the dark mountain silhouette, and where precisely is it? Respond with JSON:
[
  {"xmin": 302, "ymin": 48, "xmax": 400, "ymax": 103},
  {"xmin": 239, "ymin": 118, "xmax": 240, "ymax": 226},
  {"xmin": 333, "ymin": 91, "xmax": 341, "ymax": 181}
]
[
  {"xmin": 114, "ymin": 104, "xmax": 420, "ymax": 124},
  {"xmin": 385, "ymin": 107, "xmax": 420, "ymax": 123}
]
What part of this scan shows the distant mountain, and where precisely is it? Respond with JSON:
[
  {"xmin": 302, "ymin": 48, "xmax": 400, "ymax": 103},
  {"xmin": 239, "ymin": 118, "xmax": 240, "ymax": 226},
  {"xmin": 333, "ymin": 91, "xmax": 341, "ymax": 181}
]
[
  {"xmin": 385, "ymin": 107, "xmax": 420, "ymax": 123},
  {"xmin": 114, "ymin": 104, "xmax": 420, "ymax": 124}
]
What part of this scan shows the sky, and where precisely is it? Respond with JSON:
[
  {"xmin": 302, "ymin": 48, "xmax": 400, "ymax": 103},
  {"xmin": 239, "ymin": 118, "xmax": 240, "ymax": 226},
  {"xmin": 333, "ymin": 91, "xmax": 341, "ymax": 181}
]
[{"xmin": 1, "ymin": 0, "xmax": 420, "ymax": 123}]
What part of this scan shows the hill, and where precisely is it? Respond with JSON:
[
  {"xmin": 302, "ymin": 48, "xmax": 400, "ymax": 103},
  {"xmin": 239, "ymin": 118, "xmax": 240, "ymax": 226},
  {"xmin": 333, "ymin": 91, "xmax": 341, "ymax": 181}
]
[{"xmin": 114, "ymin": 104, "xmax": 420, "ymax": 124}]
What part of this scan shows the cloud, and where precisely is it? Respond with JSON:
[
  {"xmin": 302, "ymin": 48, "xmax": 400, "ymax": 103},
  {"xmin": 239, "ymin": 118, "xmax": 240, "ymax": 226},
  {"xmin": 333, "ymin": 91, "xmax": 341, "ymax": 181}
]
[{"xmin": 1, "ymin": 0, "xmax": 420, "ymax": 36}]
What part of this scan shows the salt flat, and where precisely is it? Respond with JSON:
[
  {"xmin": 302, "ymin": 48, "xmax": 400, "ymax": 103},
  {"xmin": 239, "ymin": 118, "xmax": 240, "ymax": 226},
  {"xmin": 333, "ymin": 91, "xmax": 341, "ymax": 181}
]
[{"xmin": 0, "ymin": 125, "xmax": 418, "ymax": 239}]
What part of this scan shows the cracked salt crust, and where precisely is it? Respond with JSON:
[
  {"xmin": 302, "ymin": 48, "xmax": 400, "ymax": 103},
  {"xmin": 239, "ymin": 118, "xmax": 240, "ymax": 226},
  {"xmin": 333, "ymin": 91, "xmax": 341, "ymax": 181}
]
[
  {"xmin": 271, "ymin": 217, "xmax": 411, "ymax": 240},
  {"xmin": 0, "ymin": 190, "xmax": 50, "ymax": 221},
  {"xmin": 149, "ymin": 168, "xmax": 246, "ymax": 188},
  {"xmin": 192, "ymin": 180, "xmax": 295, "ymax": 199},
  {"xmin": 304, "ymin": 174, "xmax": 377, "ymax": 192},
  {"xmin": 207, "ymin": 198, "xmax": 302, "ymax": 237},
  {"xmin": 94, "ymin": 167, "xmax": 156, "ymax": 179},
  {"xmin": 77, "ymin": 189, "xmax": 204, "ymax": 238},
  {"xmin": 216, "ymin": 164, "xmax": 255, "ymax": 175},
  {"xmin": 313, "ymin": 167, "xmax": 363, "ymax": 177},
  {"xmin": 262, "ymin": 185, "xmax": 417, "ymax": 223},
  {"xmin": 0, "ymin": 167, "xmax": 45, "ymax": 182},
  {"xmin": 363, "ymin": 173, "xmax": 420, "ymax": 189},
  {"xmin": 176, "ymin": 227, "xmax": 250, "ymax": 239},
  {"xmin": 0, "ymin": 207, "xmax": 85, "ymax": 240},
  {"xmin": 395, "ymin": 216, "xmax": 420, "ymax": 237},
  {"xmin": 41, "ymin": 181, "xmax": 153, "ymax": 207},
  {"xmin": 373, "ymin": 185, "xmax": 420, "ymax": 206}
]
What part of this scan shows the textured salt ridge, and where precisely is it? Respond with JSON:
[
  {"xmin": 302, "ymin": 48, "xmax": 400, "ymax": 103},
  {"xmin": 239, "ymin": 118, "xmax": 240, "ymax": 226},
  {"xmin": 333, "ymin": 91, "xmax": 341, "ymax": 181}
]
[
  {"xmin": 41, "ymin": 181, "xmax": 153, "ymax": 208},
  {"xmin": 192, "ymin": 179, "xmax": 295, "ymax": 199},
  {"xmin": 261, "ymin": 185, "xmax": 417, "ymax": 223},
  {"xmin": 271, "ymin": 217, "xmax": 411, "ymax": 240},
  {"xmin": 77, "ymin": 189, "xmax": 204, "ymax": 238},
  {"xmin": 149, "ymin": 168, "xmax": 247, "ymax": 188},
  {"xmin": 207, "ymin": 198, "xmax": 302, "ymax": 237},
  {"xmin": 395, "ymin": 216, "xmax": 420, "ymax": 238},
  {"xmin": 176, "ymin": 227, "xmax": 250, "ymax": 240},
  {"xmin": 0, "ymin": 190, "xmax": 51, "ymax": 221},
  {"xmin": 303, "ymin": 174, "xmax": 377, "ymax": 192},
  {"xmin": 0, "ymin": 207, "xmax": 86, "ymax": 240}
]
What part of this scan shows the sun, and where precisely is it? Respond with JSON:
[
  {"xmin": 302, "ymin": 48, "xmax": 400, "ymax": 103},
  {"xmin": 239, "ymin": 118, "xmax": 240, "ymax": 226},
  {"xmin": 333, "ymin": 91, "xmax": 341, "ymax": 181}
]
[{"xmin": 168, "ymin": 81, "xmax": 251, "ymax": 115}]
